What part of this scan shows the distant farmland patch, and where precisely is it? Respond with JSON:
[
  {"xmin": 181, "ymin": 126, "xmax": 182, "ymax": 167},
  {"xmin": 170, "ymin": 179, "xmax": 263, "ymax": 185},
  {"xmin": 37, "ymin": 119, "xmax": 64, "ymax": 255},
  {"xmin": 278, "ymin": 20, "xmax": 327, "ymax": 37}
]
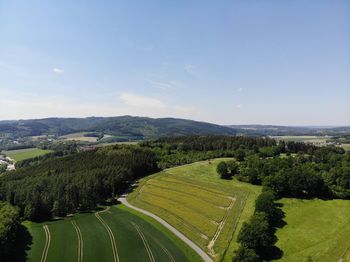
[
  {"xmin": 128, "ymin": 159, "xmax": 261, "ymax": 261},
  {"xmin": 59, "ymin": 132, "xmax": 99, "ymax": 142},
  {"xmin": 3, "ymin": 148, "xmax": 53, "ymax": 162},
  {"xmin": 271, "ymin": 135, "xmax": 330, "ymax": 144},
  {"xmin": 275, "ymin": 198, "xmax": 350, "ymax": 261}
]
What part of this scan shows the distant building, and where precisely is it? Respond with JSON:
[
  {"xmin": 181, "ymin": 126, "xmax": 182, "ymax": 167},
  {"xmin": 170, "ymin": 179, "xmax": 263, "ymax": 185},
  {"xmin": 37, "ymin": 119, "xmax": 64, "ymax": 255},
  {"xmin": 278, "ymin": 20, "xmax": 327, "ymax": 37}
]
[
  {"xmin": 7, "ymin": 164, "xmax": 15, "ymax": 171},
  {"xmin": 0, "ymin": 160, "xmax": 8, "ymax": 166}
]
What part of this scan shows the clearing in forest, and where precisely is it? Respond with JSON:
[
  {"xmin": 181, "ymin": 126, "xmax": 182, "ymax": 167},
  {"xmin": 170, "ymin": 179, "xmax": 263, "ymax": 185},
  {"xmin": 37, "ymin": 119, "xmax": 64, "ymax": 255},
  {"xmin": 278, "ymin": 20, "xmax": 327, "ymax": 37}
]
[
  {"xmin": 3, "ymin": 148, "xmax": 53, "ymax": 162},
  {"xmin": 128, "ymin": 158, "xmax": 261, "ymax": 261}
]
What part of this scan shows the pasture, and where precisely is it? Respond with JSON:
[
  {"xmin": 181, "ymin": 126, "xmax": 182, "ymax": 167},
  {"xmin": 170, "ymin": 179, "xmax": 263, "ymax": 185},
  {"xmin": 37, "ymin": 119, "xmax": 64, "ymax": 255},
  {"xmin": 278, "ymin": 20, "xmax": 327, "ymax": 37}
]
[
  {"xmin": 3, "ymin": 148, "xmax": 53, "ymax": 162},
  {"xmin": 275, "ymin": 198, "xmax": 350, "ymax": 262},
  {"xmin": 128, "ymin": 159, "xmax": 261, "ymax": 261},
  {"xmin": 23, "ymin": 204, "xmax": 197, "ymax": 262}
]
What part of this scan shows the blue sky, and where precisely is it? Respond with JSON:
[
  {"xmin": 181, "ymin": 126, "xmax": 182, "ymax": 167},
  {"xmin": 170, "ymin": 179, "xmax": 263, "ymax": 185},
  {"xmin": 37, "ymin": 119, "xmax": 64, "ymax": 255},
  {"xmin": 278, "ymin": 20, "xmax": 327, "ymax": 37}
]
[{"xmin": 0, "ymin": 0, "xmax": 349, "ymax": 125}]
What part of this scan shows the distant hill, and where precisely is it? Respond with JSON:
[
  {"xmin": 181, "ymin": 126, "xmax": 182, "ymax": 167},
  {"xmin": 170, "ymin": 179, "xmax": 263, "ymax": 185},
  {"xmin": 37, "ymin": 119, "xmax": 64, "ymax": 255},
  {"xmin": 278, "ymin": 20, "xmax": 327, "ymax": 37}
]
[
  {"xmin": 227, "ymin": 125, "xmax": 350, "ymax": 136},
  {"xmin": 1, "ymin": 117, "xmax": 349, "ymax": 142},
  {"xmin": 0, "ymin": 116, "xmax": 237, "ymax": 140}
]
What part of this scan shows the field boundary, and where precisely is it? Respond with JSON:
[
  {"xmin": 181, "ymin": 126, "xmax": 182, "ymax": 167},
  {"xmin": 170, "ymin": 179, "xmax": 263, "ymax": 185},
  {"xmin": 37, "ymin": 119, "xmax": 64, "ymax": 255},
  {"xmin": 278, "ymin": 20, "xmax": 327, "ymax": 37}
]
[
  {"xmin": 208, "ymin": 197, "xmax": 236, "ymax": 257},
  {"xmin": 95, "ymin": 208, "xmax": 120, "ymax": 262},
  {"xmin": 220, "ymin": 192, "xmax": 249, "ymax": 261}
]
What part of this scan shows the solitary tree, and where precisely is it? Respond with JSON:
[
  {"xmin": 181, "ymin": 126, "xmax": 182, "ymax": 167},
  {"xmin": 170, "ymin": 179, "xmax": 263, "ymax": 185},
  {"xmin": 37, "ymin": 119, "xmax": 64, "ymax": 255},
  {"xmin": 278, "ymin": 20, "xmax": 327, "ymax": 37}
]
[{"xmin": 217, "ymin": 161, "xmax": 228, "ymax": 179}]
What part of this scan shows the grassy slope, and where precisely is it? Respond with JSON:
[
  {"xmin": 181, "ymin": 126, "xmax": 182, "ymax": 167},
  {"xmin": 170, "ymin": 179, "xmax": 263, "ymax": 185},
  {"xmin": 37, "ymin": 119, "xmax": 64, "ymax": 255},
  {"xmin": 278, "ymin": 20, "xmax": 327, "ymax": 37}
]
[
  {"xmin": 3, "ymin": 148, "xmax": 53, "ymax": 162},
  {"xmin": 128, "ymin": 158, "xmax": 261, "ymax": 261},
  {"xmin": 23, "ymin": 205, "xmax": 196, "ymax": 262},
  {"xmin": 275, "ymin": 198, "xmax": 350, "ymax": 262}
]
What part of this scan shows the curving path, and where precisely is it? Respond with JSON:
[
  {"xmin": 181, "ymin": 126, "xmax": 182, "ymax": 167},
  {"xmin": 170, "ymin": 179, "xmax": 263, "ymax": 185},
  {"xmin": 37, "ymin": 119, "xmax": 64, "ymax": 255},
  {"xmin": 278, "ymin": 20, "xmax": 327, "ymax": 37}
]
[{"xmin": 118, "ymin": 197, "xmax": 213, "ymax": 262}]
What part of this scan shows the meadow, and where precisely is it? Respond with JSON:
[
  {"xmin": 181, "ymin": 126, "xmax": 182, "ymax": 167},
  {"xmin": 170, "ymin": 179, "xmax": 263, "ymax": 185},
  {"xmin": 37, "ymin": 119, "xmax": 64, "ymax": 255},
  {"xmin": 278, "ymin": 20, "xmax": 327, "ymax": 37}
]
[
  {"xmin": 22, "ymin": 204, "xmax": 198, "ymax": 262},
  {"xmin": 275, "ymin": 198, "xmax": 350, "ymax": 262},
  {"xmin": 3, "ymin": 148, "xmax": 53, "ymax": 162},
  {"xmin": 128, "ymin": 158, "xmax": 261, "ymax": 261}
]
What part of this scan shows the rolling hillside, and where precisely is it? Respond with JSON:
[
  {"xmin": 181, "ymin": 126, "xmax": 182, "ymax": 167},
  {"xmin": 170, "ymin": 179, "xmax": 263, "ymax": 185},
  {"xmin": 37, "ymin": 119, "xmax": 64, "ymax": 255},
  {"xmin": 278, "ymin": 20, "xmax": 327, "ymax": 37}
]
[
  {"xmin": 0, "ymin": 116, "xmax": 237, "ymax": 140},
  {"xmin": 128, "ymin": 159, "xmax": 261, "ymax": 261}
]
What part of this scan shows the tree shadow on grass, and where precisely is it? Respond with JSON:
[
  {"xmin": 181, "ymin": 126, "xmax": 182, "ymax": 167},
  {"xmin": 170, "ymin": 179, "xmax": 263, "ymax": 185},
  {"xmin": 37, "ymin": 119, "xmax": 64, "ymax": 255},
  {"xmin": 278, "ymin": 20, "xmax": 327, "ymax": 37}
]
[
  {"xmin": 2, "ymin": 224, "xmax": 33, "ymax": 262},
  {"xmin": 273, "ymin": 202, "xmax": 287, "ymax": 228},
  {"xmin": 263, "ymin": 245, "xmax": 284, "ymax": 260}
]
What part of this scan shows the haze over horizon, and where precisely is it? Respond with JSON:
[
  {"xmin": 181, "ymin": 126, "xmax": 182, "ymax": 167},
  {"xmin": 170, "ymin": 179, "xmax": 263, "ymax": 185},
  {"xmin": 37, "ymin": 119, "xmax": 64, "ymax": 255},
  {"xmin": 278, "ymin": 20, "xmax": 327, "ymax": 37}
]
[{"xmin": 0, "ymin": 1, "xmax": 349, "ymax": 125}]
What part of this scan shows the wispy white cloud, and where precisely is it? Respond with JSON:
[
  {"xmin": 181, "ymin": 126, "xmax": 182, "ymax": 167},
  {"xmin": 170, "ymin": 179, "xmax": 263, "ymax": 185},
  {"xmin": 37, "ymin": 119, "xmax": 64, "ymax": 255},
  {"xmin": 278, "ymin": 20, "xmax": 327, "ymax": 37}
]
[
  {"xmin": 147, "ymin": 79, "xmax": 179, "ymax": 90},
  {"xmin": 236, "ymin": 104, "xmax": 242, "ymax": 109},
  {"xmin": 53, "ymin": 68, "xmax": 64, "ymax": 74},
  {"xmin": 118, "ymin": 92, "xmax": 199, "ymax": 119},
  {"xmin": 184, "ymin": 64, "xmax": 195, "ymax": 75},
  {"xmin": 238, "ymin": 88, "xmax": 243, "ymax": 92},
  {"xmin": 120, "ymin": 92, "xmax": 166, "ymax": 109}
]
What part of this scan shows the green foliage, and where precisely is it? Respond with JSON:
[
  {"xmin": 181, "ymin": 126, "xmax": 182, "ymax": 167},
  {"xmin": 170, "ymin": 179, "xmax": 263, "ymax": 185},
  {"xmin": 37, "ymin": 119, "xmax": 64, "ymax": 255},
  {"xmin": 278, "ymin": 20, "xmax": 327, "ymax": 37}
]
[
  {"xmin": 227, "ymin": 160, "xmax": 239, "ymax": 175},
  {"xmin": 232, "ymin": 246, "xmax": 259, "ymax": 262},
  {"xmin": 217, "ymin": 161, "xmax": 228, "ymax": 178},
  {"xmin": 0, "ymin": 201, "xmax": 20, "ymax": 258},
  {"xmin": 237, "ymin": 212, "xmax": 275, "ymax": 256},
  {"xmin": 0, "ymin": 165, "xmax": 6, "ymax": 174},
  {"xmin": 0, "ymin": 145, "xmax": 158, "ymax": 220},
  {"xmin": 254, "ymin": 190, "xmax": 282, "ymax": 226}
]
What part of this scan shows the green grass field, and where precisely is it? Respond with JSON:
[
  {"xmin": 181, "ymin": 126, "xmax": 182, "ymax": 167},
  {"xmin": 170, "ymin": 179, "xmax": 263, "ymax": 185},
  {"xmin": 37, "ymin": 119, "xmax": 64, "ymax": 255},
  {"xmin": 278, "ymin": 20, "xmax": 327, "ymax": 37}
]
[
  {"xmin": 3, "ymin": 148, "xmax": 53, "ymax": 162},
  {"xmin": 275, "ymin": 198, "xmax": 350, "ymax": 262},
  {"xmin": 128, "ymin": 158, "xmax": 261, "ymax": 261},
  {"xmin": 23, "ymin": 204, "xmax": 199, "ymax": 262}
]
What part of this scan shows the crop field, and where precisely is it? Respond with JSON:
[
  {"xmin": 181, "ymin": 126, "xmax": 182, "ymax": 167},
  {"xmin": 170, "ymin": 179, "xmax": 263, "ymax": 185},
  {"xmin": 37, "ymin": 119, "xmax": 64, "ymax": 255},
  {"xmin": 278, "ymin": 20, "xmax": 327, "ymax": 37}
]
[
  {"xmin": 23, "ymin": 205, "xmax": 198, "ymax": 262},
  {"xmin": 3, "ymin": 148, "xmax": 53, "ymax": 162},
  {"xmin": 275, "ymin": 198, "xmax": 350, "ymax": 262},
  {"xmin": 59, "ymin": 132, "xmax": 99, "ymax": 142},
  {"xmin": 128, "ymin": 159, "xmax": 261, "ymax": 261}
]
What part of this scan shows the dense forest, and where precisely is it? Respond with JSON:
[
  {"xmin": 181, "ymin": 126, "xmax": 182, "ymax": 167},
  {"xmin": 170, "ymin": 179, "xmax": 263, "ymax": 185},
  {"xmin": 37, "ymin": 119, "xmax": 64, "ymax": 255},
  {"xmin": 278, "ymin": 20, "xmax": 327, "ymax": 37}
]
[{"xmin": 0, "ymin": 146, "xmax": 158, "ymax": 220}]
